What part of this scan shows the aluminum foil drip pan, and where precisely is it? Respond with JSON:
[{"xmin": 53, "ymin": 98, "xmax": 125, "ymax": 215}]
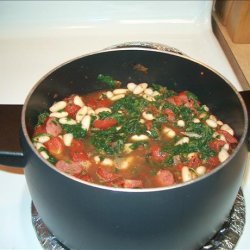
[{"xmin": 31, "ymin": 188, "xmax": 245, "ymax": 250}]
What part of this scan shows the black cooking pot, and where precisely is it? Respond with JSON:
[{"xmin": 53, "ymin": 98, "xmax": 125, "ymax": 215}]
[{"xmin": 0, "ymin": 43, "xmax": 249, "ymax": 250}]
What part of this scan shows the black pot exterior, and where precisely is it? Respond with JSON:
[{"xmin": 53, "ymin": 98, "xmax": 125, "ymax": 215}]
[{"xmin": 21, "ymin": 49, "xmax": 248, "ymax": 250}]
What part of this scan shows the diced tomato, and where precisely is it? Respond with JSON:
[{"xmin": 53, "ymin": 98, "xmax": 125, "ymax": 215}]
[
  {"xmin": 217, "ymin": 130, "xmax": 238, "ymax": 144},
  {"xmin": 207, "ymin": 156, "xmax": 220, "ymax": 168},
  {"xmin": 71, "ymin": 151, "xmax": 89, "ymax": 162},
  {"xmin": 85, "ymin": 97, "xmax": 112, "ymax": 109},
  {"xmin": 123, "ymin": 179, "xmax": 143, "ymax": 188},
  {"xmin": 93, "ymin": 118, "xmax": 117, "ymax": 130},
  {"xmin": 209, "ymin": 139, "xmax": 226, "ymax": 152},
  {"xmin": 46, "ymin": 117, "xmax": 62, "ymax": 137},
  {"xmin": 163, "ymin": 108, "xmax": 175, "ymax": 121},
  {"xmin": 96, "ymin": 167, "xmax": 121, "ymax": 182},
  {"xmin": 55, "ymin": 160, "xmax": 82, "ymax": 175},
  {"xmin": 176, "ymin": 164, "xmax": 184, "ymax": 171},
  {"xmin": 70, "ymin": 139, "xmax": 85, "ymax": 153},
  {"xmin": 155, "ymin": 169, "xmax": 175, "ymax": 187},
  {"xmin": 33, "ymin": 125, "xmax": 46, "ymax": 136},
  {"xmin": 172, "ymin": 91, "xmax": 188, "ymax": 106},
  {"xmin": 45, "ymin": 137, "xmax": 64, "ymax": 155},
  {"xmin": 151, "ymin": 144, "xmax": 167, "ymax": 162},
  {"xmin": 187, "ymin": 154, "xmax": 202, "ymax": 168},
  {"xmin": 145, "ymin": 120, "xmax": 153, "ymax": 130},
  {"xmin": 65, "ymin": 104, "xmax": 81, "ymax": 119}
]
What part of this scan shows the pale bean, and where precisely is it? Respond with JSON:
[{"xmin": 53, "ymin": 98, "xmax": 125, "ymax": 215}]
[
  {"xmin": 223, "ymin": 143, "xmax": 230, "ymax": 151},
  {"xmin": 117, "ymin": 156, "xmax": 134, "ymax": 170},
  {"xmin": 217, "ymin": 120, "xmax": 223, "ymax": 126},
  {"xmin": 110, "ymin": 94, "xmax": 125, "ymax": 101},
  {"xmin": 76, "ymin": 106, "xmax": 88, "ymax": 122},
  {"xmin": 209, "ymin": 115, "xmax": 217, "ymax": 122},
  {"xmin": 139, "ymin": 83, "xmax": 148, "ymax": 90},
  {"xmin": 73, "ymin": 95, "xmax": 84, "ymax": 107},
  {"xmin": 175, "ymin": 137, "xmax": 190, "ymax": 146},
  {"xmin": 182, "ymin": 166, "xmax": 192, "ymax": 182},
  {"xmin": 40, "ymin": 151, "xmax": 49, "ymax": 160},
  {"xmin": 144, "ymin": 88, "xmax": 154, "ymax": 96},
  {"xmin": 59, "ymin": 117, "xmax": 77, "ymax": 125},
  {"xmin": 63, "ymin": 133, "xmax": 73, "ymax": 146},
  {"xmin": 113, "ymin": 88, "xmax": 128, "ymax": 95},
  {"xmin": 218, "ymin": 149, "xmax": 230, "ymax": 163},
  {"xmin": 142, "ymin": 94, "xmax": 155, "ymax": 102},
  {"xmin": 203, "ymin": 105, "xmax": 209, "ymax": 112},
  {"xmin": 133, "ymin": 85, "xmax": 144, "ymax": 95},
  {"xmin": 181, "ymin": 132, "xmax": 201, "ymax": 138},
  {"xmin": 101, "ymin": 158, "xmax": 114, "ymax": 166},
  {"xmin": 196, "ymin": 166, "xmax": 206, "ymax": 176},
  {"xmin": 95, "ymin": 107, "xmax": 112, "ymax": 114},
  {"xmin": 87, "ymin": 107, "xmax": 95, "ymax": 115},
  {"xmin": 81, "ymin": 115, "xmax": 91, "ymax": 131},
  {"xmin": 123, "ymin": 143, "xmax": 133, "ymax": 154},
  {"xmin": 220, "ymin": 124, "xmax": 234, "ymax": 136},
  {"xmin": 106, "ymin": 91, "xmax": 114, "ymax": 99},
  {"xmin": 177, "ymin": 120, "xmax": 185, "ymax": 127},
  {"xmin": 34, "ymin": 142, "xmax": 45, "ymax": 150},
  {"xmin": 94, "ymin": 156, "xmax": 101, "ymax": 164},
  {"xmin": 139, "ymin": 119, "xmax": 145, "ymax": 124},
  {"xmin": 34, "ymin": 135, "xmax": 50, "ymax": 143},
  {"xmin": 142, "ymin": 111, "xmax": 155, "ymax": 121},
  {"xmin": 162, "ymin": 127, "xmax": 176, "ymax": 138},
  {"xmin": 193, "ymin": 118, "xmax": 200, "ymax": 123},
  {"xmin": 152, "ymin": 91, "xmax": 160, "ymax": 97},
  {"xmin": 49, "ymin": 101, "xmax": 67, "ymax": 112},
  {"xmin": 50, "ymin": 111, "xmax": 68, "ymax": 118},
  {"xmin": 127, "ymin": 82, "xmax": 137, "ymax": 91},
  {"xmin": 206, "ymin": 119, "xmax": 217, "ymax": 128},
  {"xmin": 130, "ymin": 134, "xmax": 149, "ymax": 141}
]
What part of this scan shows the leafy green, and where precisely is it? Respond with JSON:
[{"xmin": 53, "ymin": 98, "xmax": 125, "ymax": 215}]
[
  {"xmin": 61, "ymin": 123, "xmax": 87, "ymax": 139},
  {"xmin": 37, "ymin": 112, "xmax": 49, "ymax": 126},
  {"xmin": 97, "ymin": 74, "xmax": 121, "ymax": 89}
]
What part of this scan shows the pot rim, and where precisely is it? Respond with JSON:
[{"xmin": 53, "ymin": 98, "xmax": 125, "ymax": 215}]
[{"xmin": 21, "ymin": 47, "xmax": 249, "ymax": 193}]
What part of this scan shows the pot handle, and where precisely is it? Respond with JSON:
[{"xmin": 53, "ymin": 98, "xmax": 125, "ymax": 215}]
[
  {"xmin": 240, "ymin": 90, "xmax": 250, "ymax": 149},
  {"xmin": 0, "ymin": 105, "xmax": 26, "ymax": 167}
]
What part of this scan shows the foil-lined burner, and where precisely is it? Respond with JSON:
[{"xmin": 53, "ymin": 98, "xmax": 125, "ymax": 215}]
[{"xmin": 32, "ymin": 188, "xmax": 245, "ymax": 250}]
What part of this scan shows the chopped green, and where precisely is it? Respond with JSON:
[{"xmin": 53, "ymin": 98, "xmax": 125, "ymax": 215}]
[
  {"xmin": 97, "ymin": 74, "xmax": 121, "ymax": 89},
  {"xmin": 61, "ymin": 123, "xmax": 87, "ymax": 139},
  {"xmin": 36, "ymin": 112, "xmax": 49, "ymax": 126}
]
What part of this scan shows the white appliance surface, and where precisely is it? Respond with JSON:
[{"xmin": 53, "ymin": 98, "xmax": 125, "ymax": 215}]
[{"xmin": 0, "ymin": 1, "xmax": 249, "ymax": 249}]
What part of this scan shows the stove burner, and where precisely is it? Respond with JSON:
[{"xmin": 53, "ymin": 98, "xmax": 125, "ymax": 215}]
[{"xmin": 31, "ymin": 188, "xmax": 245, "ymax": 250}]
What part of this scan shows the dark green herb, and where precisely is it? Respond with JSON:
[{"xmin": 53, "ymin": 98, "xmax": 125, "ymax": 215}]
[
  {"xmin": 130, "ymin": 141, "xmax": 148, "ymax": 150},
  {"xmin": 97, "ymin": 74, "xmax": 121, "ymax": 89},
  {"xmin": 37, "ymin": 112, "xmax": 49, "ymax": 126},
  {"xmin": 61, "ymin": 124, "xmax": 87, "ymax": 139}
]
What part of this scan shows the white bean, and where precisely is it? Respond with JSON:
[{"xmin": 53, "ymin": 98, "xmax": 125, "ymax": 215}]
[
  {"xmin": 175, "ymin": 137, "xmax": 190, "ymax": 146},
  {"xmin": 95, "ymin": 107, "xmax": 112, "ymax": 114},
  {"xmin": 221, "ymin": 124, "xmax": 234, "ymax": 136},
  {"xmin": 50, "ymin": 111, "xmax": 68, "ymax": 118},
  {"xmin": 81, "ymin": 115, "xmax": 91, "ymax": 131},
  {"xmin": 193, "ymin": 118, "xmax": 200, "ymax": 123},
  {"xmin": 63, "ymin": 133, "xmax": 73, "ymax": 146},
  {"xmin": 40, "ymin": 151, "xmax": 49, "ymax": 160},
  {"xmin": 223, "ymin": 143, "xmax": 230, "ymax": 151},
  {"xmin": 142, "ymin": 94, "xmax": 155, "ymax": 102},
  {"xmin": 139, "ymin": 83, "xmax": 148, "ymax": 90},
  {"xmin": 203, "ymin": 105, "xmax": 209, "ymax": 112},
  {"xmin": 59, "ymin": 117, "xmax": 77, "ymax": 125},
  {"xmin": 206, "ymin": 119, "xmax": 217, "ymax": 128},
  {"xmin": 87, "ymin": 107, "xmax": 95, "ymax": 115},
  {"xmin": 217, "ymin": 120, "xmax": 223, "ymax": 126},
  {"xmin": 73, "ymin": 95, "xmax": 84, "ymax": 107},
  {"xmin": 76, "ymin": 106, "xmax": 88, "ymax": 122},
  {"xmin": 142, "ymin": 111, "xmax": 155, "ymax": 121},
  {"xmin": 209, "ymin": 115, "xmax": 217, "ymax": 122},
  {"xmin": 117, "ymin": 156, "xmax": 134, "ymax": 170},
  {"xmin": 144, "ymin": 88, "xmax": 154, "ymax": 96},
  {"xmin": 182, "ymin": 166, "xmax": 192, "ymax": 182},
  {"xmin": 177, "ymin": 120, "xmax": 185, "ymax": 127},
  {"xmin": 34, "ymin": 135, "xmax": 50, "ymax": 143},
  {"xmin": 139, "ymin": 119, "xmax": 145, "ymax": 124},
  {"xmin": 113, "ymin": 88, "xmax": 128, "ymax": 95},
  {"xmin": 101, "ymin": 158, "xmax": 114, "ymax": 166},
  {"xmin": 123, "ymin": 143, "xmax": 133, "ymax": 154},
  {"xmin": 130, "ymin": 134, "xmax": 149, "ymax": 141},
  {"xmin": 218, "ymin": 149, "xmax": 230, "ymax": 163},
  {"xmin": 49, "ymin": 101, "xmax": 67, "ymax": 112},
  {"xmin": 133, "ymin": 85, "xmax": 144, "ymax": 95},
  {"xmin": 94, "ymin": 156, "xmax": 101, "ymax": 164},
  {"xmin": 110, "ymin": 94, "xmax": 125, "ymax": 101},
  {"xmin": 196, "ymin": 166, "xmax": 206, "ymax": 176},
  {"xmin": 127, "ymin": 82, "xmax": 137, "ymax": 91},
  {"xmin": 106, "ymin": 91, "xmax": 114, "ymax": 99},
  {"xmin": 152, "ymin": 91, "xmax": 160, "ymax": 97},
  {"xmin": 162, "ymin": 127, "xmax": 176, "ymax": 138},
  {"xmin": 34, "ymin": 142, "xmax": 45, "ymax": 150}
]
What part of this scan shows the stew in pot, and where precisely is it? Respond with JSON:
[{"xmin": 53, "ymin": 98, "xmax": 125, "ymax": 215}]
[{"xmin": 32, "ymin": 75, "xmax": 238, "ymax": 188}]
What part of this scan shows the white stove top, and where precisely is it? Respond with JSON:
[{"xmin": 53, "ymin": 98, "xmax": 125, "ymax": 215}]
[{"xmin": 0, "ymin": 1, "xmax": 249, "ymax": 249}]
